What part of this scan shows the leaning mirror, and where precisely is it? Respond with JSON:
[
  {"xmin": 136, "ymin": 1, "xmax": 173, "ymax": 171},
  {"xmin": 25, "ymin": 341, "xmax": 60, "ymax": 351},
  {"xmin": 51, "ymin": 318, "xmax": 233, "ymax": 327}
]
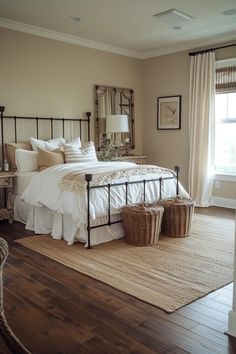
[{"xmin": 94, "ymin": 85, "xmax": 135, "ymax": 155}]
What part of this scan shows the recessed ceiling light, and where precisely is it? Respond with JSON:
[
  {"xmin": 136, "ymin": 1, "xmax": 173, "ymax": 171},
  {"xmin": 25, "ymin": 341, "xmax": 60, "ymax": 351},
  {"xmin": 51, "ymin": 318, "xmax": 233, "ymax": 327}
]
[
  {"xmin": 222, "ymin": 9, "xmax": 236, "ymax": 16},
  {"xmin": 170, "ymin": 25, "xmax": 182, "ymax": 30},
  {"xmin": 152, "ymin": 9, "xmax": 194, "ymax": 25},
  {"xmin": 67, "ymin": 16, "xmax": 81, "ymax": 22}
]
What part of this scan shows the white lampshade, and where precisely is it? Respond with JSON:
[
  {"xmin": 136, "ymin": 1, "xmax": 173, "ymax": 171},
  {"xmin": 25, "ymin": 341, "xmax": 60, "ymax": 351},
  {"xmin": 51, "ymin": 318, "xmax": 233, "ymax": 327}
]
[{"xmin": 106, "ymin": 115, "xmax": 129, "ymax": 133}]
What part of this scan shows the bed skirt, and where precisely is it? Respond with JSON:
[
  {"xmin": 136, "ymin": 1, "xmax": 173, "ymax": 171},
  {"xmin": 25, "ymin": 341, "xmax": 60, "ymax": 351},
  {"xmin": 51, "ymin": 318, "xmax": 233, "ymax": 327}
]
[{"xmin": 13, "ymin": 195, "xmax": 124, "ymax": 246}]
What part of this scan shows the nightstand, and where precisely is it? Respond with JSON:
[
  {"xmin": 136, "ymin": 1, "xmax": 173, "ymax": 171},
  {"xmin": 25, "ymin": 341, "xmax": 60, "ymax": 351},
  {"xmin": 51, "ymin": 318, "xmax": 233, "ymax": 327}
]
[
  {"xmin": 0, "ymin": 172, "xmax": 16, "ymax": 223},
  {"xmin": 113, "ymin": 155, "xmax": 146, "ymax": 164}
]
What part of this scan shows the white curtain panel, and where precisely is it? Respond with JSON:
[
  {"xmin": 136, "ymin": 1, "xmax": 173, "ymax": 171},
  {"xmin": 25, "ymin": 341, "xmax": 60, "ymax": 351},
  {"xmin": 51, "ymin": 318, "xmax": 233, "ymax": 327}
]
[{"xmin": 189, "ymin": 51, "xmax": 215, "ymax": 207}]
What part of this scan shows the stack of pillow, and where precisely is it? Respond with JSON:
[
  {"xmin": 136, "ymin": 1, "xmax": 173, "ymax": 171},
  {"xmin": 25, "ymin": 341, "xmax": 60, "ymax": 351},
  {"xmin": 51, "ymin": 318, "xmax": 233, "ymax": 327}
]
[{"xmin": 6, "ymin": 137, "xmax": 98, "ymax": 172}]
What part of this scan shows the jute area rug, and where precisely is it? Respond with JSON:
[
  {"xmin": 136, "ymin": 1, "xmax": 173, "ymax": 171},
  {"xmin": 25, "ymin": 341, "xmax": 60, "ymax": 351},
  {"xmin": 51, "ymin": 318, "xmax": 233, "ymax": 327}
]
[{"xmin": 17, "ymin": 213, "xmax": 234, "ymax": 313}]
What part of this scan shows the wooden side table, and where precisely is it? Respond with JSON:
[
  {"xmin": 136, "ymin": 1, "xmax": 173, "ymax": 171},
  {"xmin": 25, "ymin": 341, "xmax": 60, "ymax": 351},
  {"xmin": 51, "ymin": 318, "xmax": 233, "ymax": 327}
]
[{"xmin": 0, "ymin": 172, "xmax": 16, "ymax": 223}]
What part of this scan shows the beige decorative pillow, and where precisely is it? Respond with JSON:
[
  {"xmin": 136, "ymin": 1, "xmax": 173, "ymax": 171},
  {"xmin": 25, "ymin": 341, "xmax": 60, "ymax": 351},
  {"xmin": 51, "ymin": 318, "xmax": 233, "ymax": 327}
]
[
  {"xmin": 5, "ymin": 143, "xmax": 32, "ymax": 171},
  {"xmin": 37, "ymin": 147, "xmax": 65, "ymax": 170}
]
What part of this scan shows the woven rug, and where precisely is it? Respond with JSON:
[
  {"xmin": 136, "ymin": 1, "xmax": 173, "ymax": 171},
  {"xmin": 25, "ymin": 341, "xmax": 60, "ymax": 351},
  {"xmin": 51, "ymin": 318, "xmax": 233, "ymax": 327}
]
[{"xmin": 17, "ymin": 213, "xmax": 234, "ymax": 313}]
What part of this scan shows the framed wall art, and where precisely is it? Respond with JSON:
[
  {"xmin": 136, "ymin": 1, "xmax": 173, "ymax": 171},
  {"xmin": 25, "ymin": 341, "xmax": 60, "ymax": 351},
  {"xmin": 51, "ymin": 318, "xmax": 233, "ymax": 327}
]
[{"xmin": 157, "ymin": 95, "xmax": 181, "ymax": 130}]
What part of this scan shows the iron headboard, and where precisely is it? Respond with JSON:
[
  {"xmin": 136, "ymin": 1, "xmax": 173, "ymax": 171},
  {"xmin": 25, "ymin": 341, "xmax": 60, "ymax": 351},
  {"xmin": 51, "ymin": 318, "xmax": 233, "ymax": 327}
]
[{"xmin": 0, "ymin": 106, "xmax": 91, "ymax": 166}]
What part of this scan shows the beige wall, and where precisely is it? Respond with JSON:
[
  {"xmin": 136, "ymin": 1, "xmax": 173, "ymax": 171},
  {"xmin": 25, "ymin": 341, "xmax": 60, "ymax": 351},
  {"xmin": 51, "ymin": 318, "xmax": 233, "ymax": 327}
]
[
  {"xmin": 0, "ymin": 27, "xmax": 143, "ymax": 154},
  {"xmin": 142, "ymin": 51, "xmax": 190, "ymax": 189},
  {"xmin": 142, "ymin": 44, "xmax": 236, "ymax": 199},
  {"xmin": 213, "ymin": 180, "xmax": 236, "ymax": 199}
]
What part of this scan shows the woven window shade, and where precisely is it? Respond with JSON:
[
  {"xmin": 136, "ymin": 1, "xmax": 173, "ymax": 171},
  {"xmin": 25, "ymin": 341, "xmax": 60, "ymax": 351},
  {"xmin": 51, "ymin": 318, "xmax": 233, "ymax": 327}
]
[{"xmin": 216, "ymin": 66, "xmax": 236, "ymax": 93}]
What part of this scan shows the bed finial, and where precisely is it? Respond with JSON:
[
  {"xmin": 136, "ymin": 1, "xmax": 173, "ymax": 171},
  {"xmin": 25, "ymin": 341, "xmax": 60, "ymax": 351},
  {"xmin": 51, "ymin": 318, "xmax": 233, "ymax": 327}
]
[
  {"xmin": 86, "ymin": 112, "xmax": 91, "ymax": 119},
  {"xmin": 85, "ymin": 174, "xmax": 92, "ymax": 183},
  {"xmin": 174, "ymin": 165, "xmax": 180, "ymax": 196},
  {"xmin": 0, "ymin": 106, "xmax": 5, "ymax": 113}
]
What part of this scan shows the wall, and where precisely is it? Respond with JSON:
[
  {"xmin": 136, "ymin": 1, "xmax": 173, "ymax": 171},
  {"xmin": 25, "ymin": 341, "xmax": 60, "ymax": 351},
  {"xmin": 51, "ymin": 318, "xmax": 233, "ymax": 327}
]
[
  {"xmin": 142, "ymin": 51, "xmax": 190, "ymax": 189},
  {"xmin": 142, "ymin": 43, "xmax": 236, "ymax": 202},
  {"xmin": 0, "ymin": 27, "xmax": 143, "ymax": 154}
]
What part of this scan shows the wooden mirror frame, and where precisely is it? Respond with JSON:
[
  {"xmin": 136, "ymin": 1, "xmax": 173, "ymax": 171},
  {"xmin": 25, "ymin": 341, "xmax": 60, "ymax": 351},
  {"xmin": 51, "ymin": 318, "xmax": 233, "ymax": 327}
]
[{"xmin": 94, "ymin": 85, "xmax": 135, "ymax": 152}]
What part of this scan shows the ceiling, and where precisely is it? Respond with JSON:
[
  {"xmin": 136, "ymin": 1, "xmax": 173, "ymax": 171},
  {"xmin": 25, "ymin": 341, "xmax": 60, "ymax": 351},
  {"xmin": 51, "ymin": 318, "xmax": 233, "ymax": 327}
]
[{"xmin": 0, "ymin": 0, "xmax": 236, "ymax": 58}]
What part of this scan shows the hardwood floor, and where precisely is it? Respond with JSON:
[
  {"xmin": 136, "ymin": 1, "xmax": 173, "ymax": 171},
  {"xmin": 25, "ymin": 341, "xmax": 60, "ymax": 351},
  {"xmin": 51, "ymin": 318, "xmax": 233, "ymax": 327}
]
[{"xmin": 0, "ymin": 206, "xmax": 236, "ymax": 354}]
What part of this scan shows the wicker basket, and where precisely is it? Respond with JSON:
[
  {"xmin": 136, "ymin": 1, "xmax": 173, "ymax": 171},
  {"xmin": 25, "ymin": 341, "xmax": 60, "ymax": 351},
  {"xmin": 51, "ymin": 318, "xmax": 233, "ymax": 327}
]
[
  {"xmin": 158, "ymin": 197, "xmax": 194, "ymax": 237},
  {"xmin": 122, "ymin": 204, "xmax": 164, "ymax": 246}
]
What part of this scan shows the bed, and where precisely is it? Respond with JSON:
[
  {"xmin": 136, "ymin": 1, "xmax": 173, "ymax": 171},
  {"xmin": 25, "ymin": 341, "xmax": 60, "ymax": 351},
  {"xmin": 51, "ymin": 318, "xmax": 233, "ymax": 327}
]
[{"xmin": 0, "ymin": 106, "xmax": 190, "ymax": 247}]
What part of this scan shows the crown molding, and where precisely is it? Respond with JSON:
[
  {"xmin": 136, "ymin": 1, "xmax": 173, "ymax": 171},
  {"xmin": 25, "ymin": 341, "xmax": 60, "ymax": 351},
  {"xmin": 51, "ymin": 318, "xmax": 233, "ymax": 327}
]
[
  {"xmin": 0, "ymin": 17, "xmax": 143, "ymax": 59},
  {"xmin": 141, "ymin": 31, "xmax": 236, "ymax": 58},
  {"xmin": 0, "ymin": 17, "xmax": 236, "ymax": 60}
]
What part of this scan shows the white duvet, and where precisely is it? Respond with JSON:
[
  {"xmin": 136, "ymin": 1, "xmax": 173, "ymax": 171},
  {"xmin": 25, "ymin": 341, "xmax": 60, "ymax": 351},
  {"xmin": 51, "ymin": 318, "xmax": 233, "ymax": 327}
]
[{"xmin": 21, "ymin": 161, "xmax": 189, "ymax": 245}]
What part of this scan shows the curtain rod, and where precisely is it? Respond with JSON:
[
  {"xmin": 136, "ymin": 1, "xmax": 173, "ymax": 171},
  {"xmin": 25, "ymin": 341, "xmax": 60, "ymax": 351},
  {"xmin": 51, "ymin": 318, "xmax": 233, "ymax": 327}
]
[{"xmin": 189, "ymin": 43, "xmax": 236, "ymax": 56}]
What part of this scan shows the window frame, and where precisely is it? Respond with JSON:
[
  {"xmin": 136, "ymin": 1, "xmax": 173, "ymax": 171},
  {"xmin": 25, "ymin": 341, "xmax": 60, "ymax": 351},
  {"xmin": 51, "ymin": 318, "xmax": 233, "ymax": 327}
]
[{"xmin": 214, "ymin": 59, "xmax": 236, "ymax": 177}]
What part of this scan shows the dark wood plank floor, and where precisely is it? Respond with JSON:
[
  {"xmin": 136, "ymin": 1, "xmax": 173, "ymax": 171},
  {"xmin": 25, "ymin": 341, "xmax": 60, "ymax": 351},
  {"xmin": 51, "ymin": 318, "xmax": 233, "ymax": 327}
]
[{"xmin": 0, "ymin": 206, "xmax": 236, "ymax": 354}]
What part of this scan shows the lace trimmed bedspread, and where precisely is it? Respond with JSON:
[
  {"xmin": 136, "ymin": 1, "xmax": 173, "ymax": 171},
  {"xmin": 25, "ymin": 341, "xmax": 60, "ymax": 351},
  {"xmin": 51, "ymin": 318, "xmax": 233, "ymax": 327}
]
[{"xmin": 59, "ymin": 164, "xmax": 175, "ymax": 193}]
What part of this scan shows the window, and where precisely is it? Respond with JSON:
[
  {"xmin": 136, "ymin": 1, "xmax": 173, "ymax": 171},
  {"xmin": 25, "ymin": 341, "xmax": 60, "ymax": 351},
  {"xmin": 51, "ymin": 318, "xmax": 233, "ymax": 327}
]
[
  {"xmin": 215, "ymin": 92, "xmax": 236, "ymax": 174},
  {"xmin": 215, "ymin": 63, "xmax": 236, "ymax": 175}
]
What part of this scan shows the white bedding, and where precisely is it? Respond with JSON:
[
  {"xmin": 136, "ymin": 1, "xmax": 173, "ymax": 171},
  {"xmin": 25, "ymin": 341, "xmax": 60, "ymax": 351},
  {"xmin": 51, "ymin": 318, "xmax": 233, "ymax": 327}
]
[
  {"xmin": 13, "ymin": 171, "xmax": 39, "ymax": 223},
  {"xmin": 14, "ymin": 171, "xmax": 39, "ymax": 195},
  {"xmin": 21, "ymin": 161, "xmax": 189, "ymax": 246}
]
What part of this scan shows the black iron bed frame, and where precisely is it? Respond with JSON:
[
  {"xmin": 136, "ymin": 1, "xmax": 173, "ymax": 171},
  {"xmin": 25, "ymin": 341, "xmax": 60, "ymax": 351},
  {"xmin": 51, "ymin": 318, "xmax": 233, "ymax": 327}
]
[{"xmin": 0, "ymin": 106, "xmax": 180, "ymax": 249}]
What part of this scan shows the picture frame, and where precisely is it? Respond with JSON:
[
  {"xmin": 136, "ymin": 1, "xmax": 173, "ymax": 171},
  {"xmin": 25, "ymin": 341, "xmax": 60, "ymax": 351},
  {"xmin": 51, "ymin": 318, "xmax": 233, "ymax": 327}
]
[{"xmin": 157, "ymin": 95, "xmax": 181, "ymax": 130}]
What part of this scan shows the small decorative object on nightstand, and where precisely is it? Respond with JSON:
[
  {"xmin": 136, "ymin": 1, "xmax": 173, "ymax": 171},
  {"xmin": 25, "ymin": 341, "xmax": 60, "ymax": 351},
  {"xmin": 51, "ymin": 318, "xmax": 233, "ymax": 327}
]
[
  {"xmin": 0, "ymin": 172, "xmax": 16, "ymax": 223},
  {"xmin": 113, "ymin": 155, "xmax": 146, "ymax": 164}
]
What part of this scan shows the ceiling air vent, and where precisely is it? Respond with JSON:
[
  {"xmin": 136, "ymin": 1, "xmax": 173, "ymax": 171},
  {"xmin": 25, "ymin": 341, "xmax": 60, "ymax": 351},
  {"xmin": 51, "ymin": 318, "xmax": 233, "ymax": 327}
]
[{"xmin": 152, "ymin": 9, "xmax": 194, "ymax": 25}]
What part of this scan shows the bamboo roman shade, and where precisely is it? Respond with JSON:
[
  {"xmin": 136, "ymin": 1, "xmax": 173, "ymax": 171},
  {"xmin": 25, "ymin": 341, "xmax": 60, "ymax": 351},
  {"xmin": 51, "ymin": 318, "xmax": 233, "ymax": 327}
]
[{"xmin": 215, "ymin": 66, "xmax": 236, "ymax": 93}]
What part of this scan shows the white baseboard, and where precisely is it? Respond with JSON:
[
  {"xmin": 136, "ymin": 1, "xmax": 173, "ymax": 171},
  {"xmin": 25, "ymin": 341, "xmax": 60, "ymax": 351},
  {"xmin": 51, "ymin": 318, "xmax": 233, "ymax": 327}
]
[
  {"xmin": 212, "ymin": 196, "xmax": 236, "ymax": 209},
  {"xmin": 226, "ymin": 310, "xmax": 236, "ymax": 338}
]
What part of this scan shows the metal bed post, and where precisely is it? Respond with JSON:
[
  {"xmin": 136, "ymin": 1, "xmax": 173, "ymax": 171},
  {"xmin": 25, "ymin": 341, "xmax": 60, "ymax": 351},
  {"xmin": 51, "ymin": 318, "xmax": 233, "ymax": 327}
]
[
  {"xmin": 62, "ymin": 118, "xmax": 65, "ymax": 138},
  {"xmin": 174, "ymin": 165, "xmax": 180, "ymax": 197},
  {"xmin": 50, "ymin": 118, "xmax": 53, "ymax": 138},
  {"xmin": 85, "ymin": 173, "xmax": 92, "ymax": 249},
  {"xmin": 125, "ymin": 181, "xmax": 128, "ymax": 205},
  {"xmin": 86, "ymin": 112, "xmax": 91, "ymax": 141},
  {"xmin": 143, "ymin": 179, "xmax": 146, "ymax": 202},
  {"xmin": 79, "ymin": 120, "xmax": 82, "ymax": 140},
  {"xmin": 107, "ymin": 184, "xmax": 111, "ymax": 225},
  {"xmin": 14, "ymin": 116, "xmax": 17, "ymax": 143},
  {"xmin": 159, "ymin": 177, "xmax": 162, "ymax": 200},
  {"xmin": 0, "ymin": 106, "xmax": 5, "ymax": 167},
  {"xmin": 36, "ymin": 117, "xmax": 39, "ymax": 139}
]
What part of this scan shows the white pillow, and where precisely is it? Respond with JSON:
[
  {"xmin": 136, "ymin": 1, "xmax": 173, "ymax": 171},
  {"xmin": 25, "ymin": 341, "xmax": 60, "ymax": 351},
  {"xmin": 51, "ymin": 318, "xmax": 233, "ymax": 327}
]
[
  {"xmin": 65, "ymin": 137, "xmax": 81, "ymax": 148},
  {"xmin": 30, "ymin": 137, "xmax": 65, "ymax": 151},
  {"xmin": 15, "ymin": 149, "xmax": 38, "ymax": 172},
  {"xmin": 64, "ymin": 141, "xmax": 98, "ymax": 163}
]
